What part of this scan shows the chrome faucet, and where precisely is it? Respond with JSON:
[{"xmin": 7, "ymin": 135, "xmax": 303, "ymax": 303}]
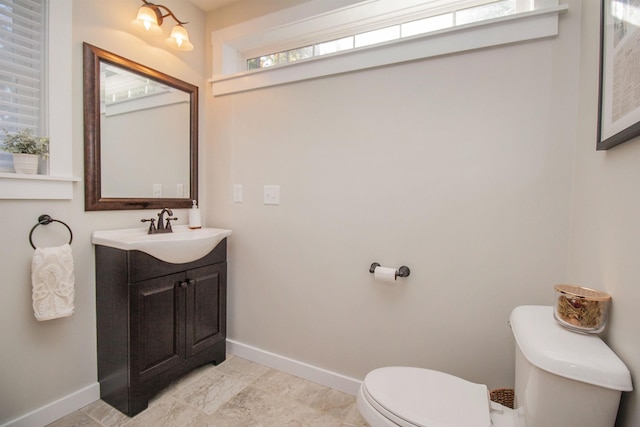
[{"xmin": 141, "ymin": 208, "xmax": 177, "ymax": 234}]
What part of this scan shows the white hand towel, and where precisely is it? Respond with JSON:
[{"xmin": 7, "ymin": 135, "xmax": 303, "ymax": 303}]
[{"xmin": 31, "ymin": 243, "xmax": 75, "ymax": 321}]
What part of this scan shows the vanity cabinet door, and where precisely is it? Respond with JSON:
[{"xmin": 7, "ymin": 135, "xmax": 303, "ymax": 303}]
[
  {"xmin": 185, "ymin": 263, "xmax": 227, "ymax": 357},
  {"xmin": 130, "ymin": 272, "xmax": 185, "ymax": 383}
]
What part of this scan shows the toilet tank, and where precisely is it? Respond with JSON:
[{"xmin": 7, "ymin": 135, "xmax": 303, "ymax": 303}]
[{"xmin": 510, "ymin": 306, "xmax": 632, "ymax": 427}]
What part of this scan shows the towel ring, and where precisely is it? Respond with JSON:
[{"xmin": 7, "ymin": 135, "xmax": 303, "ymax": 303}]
[{"xmin": 29, "ymin": 214, "xmax": 73, "ymax": 249}]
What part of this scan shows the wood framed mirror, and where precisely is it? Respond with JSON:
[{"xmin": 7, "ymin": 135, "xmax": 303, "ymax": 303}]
[{"xmin": 83, "ymin": 42, "xmax": 198, "ymax": 211}]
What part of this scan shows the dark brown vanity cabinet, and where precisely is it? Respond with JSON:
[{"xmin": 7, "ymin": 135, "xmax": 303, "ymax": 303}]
[{"xmin": 95, "ymin": 239, "xmax": 227, "ymax": 417}]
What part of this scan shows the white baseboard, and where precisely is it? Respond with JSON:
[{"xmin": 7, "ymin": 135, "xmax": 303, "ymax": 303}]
[
  {"xmin": 226, "ymin": 339, "xmax": 362, "ymax": 396},
  {"xmin": 1, "ymin": 383, "xmax": 100, "ymax": 427}
]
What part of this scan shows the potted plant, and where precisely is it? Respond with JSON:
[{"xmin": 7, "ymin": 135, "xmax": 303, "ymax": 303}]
[{"xmin": 1, "ymin": 128, "xmax": 49, "ymax": 174}]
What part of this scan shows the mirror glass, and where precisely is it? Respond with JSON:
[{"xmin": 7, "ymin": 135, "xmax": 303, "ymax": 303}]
[
  {"xmin": 83, "ymin": 43, "xmax": 198, "ymax": 211},
  {"xmin": 100, "ymin": 63, "xmax": 190, "ymax": 198}
]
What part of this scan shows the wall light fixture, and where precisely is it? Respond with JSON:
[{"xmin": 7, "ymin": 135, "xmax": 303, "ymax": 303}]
[{"xmin": 131, "ymin": 0, "xmax": 193, "ymax": 51}]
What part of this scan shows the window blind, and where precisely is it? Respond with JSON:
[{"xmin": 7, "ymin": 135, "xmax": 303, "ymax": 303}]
[{"xmin": 0, "ymin": 0, "xmax": 47, "ymax": 136}]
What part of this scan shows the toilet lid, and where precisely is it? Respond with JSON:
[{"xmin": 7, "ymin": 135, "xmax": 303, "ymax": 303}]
[{"xmin": 362, "ymin": 367, "xmax": 491, "ymax": 427}]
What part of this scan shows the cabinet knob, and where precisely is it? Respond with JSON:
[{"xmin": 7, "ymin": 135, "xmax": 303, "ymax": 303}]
[{"xmin": 179, "ymin": 281, "xmax": 188, "ymax": 289}]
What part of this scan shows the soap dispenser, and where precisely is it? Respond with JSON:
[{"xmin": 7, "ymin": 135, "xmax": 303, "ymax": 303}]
[{"xmin": 188, "ymin": 200, "xmax": 202, "ymax": 229}]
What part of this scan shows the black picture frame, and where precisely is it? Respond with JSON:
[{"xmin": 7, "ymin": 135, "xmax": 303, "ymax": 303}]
[{"xmin": 597, "ymin": 0, "xmax": 640, "ymax": 150}]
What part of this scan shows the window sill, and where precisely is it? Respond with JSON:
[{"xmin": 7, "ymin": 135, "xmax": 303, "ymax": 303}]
[
  {"xmin": 0, "ymin": 173, "xmax": 81, "ymax": 200},
  {"xmin": 209, "ymin": 5, "xmax": 568, "ymax": 97}
]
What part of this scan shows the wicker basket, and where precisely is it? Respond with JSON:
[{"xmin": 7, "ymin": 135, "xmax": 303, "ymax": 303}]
[{"xmin": 489, "ymin": 388, "xmax": 514, "ymax": 409}]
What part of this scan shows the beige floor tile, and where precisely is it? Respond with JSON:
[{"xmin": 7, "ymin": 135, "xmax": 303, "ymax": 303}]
[
  {"xmin": 342, "ymin": 403, "xmax": 369, "ymax": 426},
  {"xmin": 288, "ymin": 410, "xmax": 345, "ymax": 427},
  {"xmin": 212, "ymin": 385, "xmax": 322, "ymax": 426},
  {"xmin": 122, "ymin": 397, "xmax": 211, "ymax": 427},
  {"xmin": 45, "ymin": 410, "xmax": 102, "ymax": 427},
  {"xmin": 45, "ymin": 357, "xmax": 368, "ymax": 427},
  {"xmin": 80, "ymin": 400, "xmax": 130, "ymax": 427},
  {"xmin": 171, "ymin": 369, "xmax": 255, "ymax": 414},
  {"xmin": 251, "ymin": 369, "xmax": 329, "ymax": 405},
  {"xmin": 151, "ymin": 362, "xmax": 220, "ymax": 404},
  {"xmin": 309, "ymin": 387, "xmax": 357, "ymax": 420},
  {"xmin": 213, "ymin": 355, "xmax": 271, "ymax": 383}
]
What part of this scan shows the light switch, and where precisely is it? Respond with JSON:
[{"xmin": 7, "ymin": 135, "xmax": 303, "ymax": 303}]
[
  {"xmin": 264, "ymin": 185, "xmax": 280, "ymax": 205},
  {"xmin": 233, "ymin": 184, "xmax": 243, "ymax": 203}
]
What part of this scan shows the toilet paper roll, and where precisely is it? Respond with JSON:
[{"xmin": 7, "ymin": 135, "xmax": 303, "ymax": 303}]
[{"xmin": 374, "ymin": 266, "xmax": 396, "ymax": 283}]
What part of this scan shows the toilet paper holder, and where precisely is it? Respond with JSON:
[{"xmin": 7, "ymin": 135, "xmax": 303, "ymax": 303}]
[{"xmin": 369, "ymin": 262, "xmax": 411, "ymax": 278}]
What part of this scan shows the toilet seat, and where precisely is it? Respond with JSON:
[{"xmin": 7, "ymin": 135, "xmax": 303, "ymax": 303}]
[{"xmin": 361, "ymin": 367, "xmax": 492, "ymax": 427}]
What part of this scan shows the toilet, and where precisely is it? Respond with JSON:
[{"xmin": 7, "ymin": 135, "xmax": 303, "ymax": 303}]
[{"xmin": 357, "ymin": 305, "xmax": 632, "ymax": 427}]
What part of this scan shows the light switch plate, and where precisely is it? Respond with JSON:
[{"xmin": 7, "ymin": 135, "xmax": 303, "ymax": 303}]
[
  {"xmin": 264, "ymin": 185, "xmax": 280, "ymax": 205},
  {"xmin": 233, "ymin": 184, "xmax": 243, "ymax": 203}
]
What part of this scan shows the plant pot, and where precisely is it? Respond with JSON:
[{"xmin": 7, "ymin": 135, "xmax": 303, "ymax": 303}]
[{"xmin": 12, "ymin": 153, "xmax": 39, "ymax": 174}]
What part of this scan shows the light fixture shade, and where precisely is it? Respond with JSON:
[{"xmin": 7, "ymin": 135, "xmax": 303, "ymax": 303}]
[
  {"xmin": 166, "ymin": 24, "xmax": 193, "ymax": 51},
  {"xmin": 131, "ymin": 5, "xmax": 163, "ymax": 35}
]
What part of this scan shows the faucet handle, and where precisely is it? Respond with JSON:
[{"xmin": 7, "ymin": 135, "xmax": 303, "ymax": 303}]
[
  {"xmin": 141, "ymin": 218, "xmax": 156, "ymax": 233},
  {"xmin": 165, "ymin": 217, "xmax": 178, "ymax": 230}
]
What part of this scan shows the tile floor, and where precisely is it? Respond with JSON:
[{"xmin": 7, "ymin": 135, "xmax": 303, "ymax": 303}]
[{"xmin": 46, "ymin": 355, "xmax": 369, "ymax": 427}]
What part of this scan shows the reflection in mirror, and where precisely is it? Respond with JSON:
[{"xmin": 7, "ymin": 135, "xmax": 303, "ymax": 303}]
[
  {"xmin": 101, "ymin": 64, "xmax": 190, "ymax": 198},
  {"xmin": 83, "ymin": 42, "xmax": 198, "ymax": 211}
]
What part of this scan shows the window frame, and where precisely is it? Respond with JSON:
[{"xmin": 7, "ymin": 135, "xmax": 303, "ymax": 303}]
[
  {"xmin": 0, "ymin": 0, "xmax": 48, "ymax": 172},
  {"xmin": 0, "ymin": 0, "xmax": 78, "ymax": 200},
  {"xmin": 245, "ymin": 0, "xmax": 527, "ymax": 71},
  {"xmin": 209, "ymin": 0, "xmax": 568, "ymax": 96}
]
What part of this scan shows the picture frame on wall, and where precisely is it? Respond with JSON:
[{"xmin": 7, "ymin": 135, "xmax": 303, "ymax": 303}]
[{"xmin": 597, "ymin": 0, "xmax": 640, "ymax": 150}]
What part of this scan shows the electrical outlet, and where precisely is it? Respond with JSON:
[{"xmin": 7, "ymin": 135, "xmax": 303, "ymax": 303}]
[
  {"xmin": 152, "ymin": 184, "xmax": 162, "ymax": 198},
  {"xmin": 264, "ymin": 185, "xmax": 280, "ymax": 205}
]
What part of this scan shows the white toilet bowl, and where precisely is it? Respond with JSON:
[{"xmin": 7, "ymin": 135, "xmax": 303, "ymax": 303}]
[{"xmin": 357, "ymin": 306, "xmax": 632, "ymax": 427}]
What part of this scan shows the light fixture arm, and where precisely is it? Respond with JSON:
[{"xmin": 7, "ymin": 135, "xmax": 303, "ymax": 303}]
[{"xmin": 141, "ymin": 0, "xmax": 188, "ymax": 26}]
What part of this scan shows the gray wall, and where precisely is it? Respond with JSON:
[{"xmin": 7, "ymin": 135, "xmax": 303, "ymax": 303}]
[
  {"xmin": 568, "ymin": 2, "xmax": 640, "ymax": 426},
  {"xmin": 205, "ymin": 0, "xmax": 577, "ymax": 394}
]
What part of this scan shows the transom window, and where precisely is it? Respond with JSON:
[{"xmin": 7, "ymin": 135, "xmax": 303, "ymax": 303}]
[
  {"xmin": 247, "ymin": 0, "xmax": 520, "ymax": 70},
  {"xmin": 210, "ymin": 0, "xmax": 567, "ymax": 96}
]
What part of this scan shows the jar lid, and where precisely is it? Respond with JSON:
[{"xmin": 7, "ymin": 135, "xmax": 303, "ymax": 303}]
[{"xmin": 555, "ymin": 284, "xmax": 611, "ymax": 301}]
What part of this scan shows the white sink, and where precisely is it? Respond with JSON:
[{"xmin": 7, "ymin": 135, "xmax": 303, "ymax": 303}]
[{"xmin": 92, "ymin": 225, "xmax": 232, "ymax": 264}]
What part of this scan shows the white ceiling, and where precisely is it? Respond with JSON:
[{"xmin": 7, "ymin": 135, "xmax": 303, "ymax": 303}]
[{"xmin": 188, "ymin": 0, "xmax": 242, "ymax": 12}]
